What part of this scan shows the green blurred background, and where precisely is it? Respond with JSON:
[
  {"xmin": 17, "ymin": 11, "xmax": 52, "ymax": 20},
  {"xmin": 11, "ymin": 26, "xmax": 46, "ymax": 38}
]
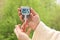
[{"xmin": 0, "ymin": 0, "xmax": 60, "ymax": 40}]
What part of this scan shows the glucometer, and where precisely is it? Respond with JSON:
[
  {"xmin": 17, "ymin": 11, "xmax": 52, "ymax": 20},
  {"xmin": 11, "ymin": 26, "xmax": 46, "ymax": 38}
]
[{"xmin": 21, "ymin": 6, "xmax": 30, "ymax": 22}]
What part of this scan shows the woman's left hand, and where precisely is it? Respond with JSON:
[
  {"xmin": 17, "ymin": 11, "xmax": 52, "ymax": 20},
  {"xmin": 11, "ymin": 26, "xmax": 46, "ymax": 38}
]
[{"xmin": 14, "ymin": 22, "xmax": 31, "ymax": 40}]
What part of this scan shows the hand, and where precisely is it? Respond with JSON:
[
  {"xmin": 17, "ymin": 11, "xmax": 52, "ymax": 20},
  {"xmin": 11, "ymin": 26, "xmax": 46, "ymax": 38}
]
[
  {"xmin": 18, "ymin": 8, "xmax": 40, "ymax": 30},
  {"xmin": 14, "ymin": 22, "xmax": 31, "ymax": 40}
]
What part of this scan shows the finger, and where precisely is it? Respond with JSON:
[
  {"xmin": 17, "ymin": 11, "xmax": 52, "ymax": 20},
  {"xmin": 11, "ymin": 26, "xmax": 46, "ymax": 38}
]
[
  {"xmin": 14, "ymin": 28, "xmax": 19, "ymax": 36},
  {"xmin": 14, "ymin": 28, "xmax": 19, "ymax": 38},
  {"xmin": 26, "ymin": 27, "xmax": 32, "ymax": 36},
  {"xmin": 21, "ymin": 21, "xmax": 28, "ymax": 32},
  {"xmin": 15, "ymin": 25, "xmax": 23, "ymax": 32},
  {"xmin": 21, "ymin": 20, "xmax": 28, "ymax": 28},
  {"xmin": 30, "ymin": 8, "xmax": 37, "ymax": 16},
  {"xmin": 14, "ymin": 28, "xmax": 21, "ymax": 40},
  {"xmin": 18, "ymin": 24, "xmax": 22, "ymax": 29},
  {"xmin": 30, "ymin": 13, "xmax": 34, "ymax": 18},
  {"xmin": 18, "ymin": 8, "xmax": 24, "ymax": 22},
  {"xmin": 21, "ymin": 24, "xmax": 28, "ymax": 32},
  {"xmin": 19, "ymin": 15, "xmax": 24, "ymax": 22},
  {"xmin": 18, "ymin": 24, "xmax": 21, "ymax": 26},
  {"xmin": 18, "ymin": 24, "xmax": 21, "ymax": 28},
  {"xmin": 18, "ymin": 8, "xmax": 21, "ymax": 11},
  {"xmin": 28, "ymin": 21, "xmax": 35, "ymax": 30},
  {"xmin": 30, "ymin": 13, "xmax": 35, "ymax": 20},
  {"xmin": 18, "ymin": 8, "xmax": 22, "ymax": 16}
]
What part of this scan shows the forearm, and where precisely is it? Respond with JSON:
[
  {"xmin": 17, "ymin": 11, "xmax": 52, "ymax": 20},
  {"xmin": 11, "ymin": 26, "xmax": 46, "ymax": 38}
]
[{"xmin": 32, "ymin": 21, "xmax": 57, "ymax": 40}]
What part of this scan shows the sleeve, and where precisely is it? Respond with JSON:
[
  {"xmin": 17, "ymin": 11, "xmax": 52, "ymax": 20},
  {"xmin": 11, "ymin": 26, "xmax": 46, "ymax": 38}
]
[
  {"xmin": 56, "ymin": 34, "xmax": 60, "ymax": 40},
  {"xmin": 32, "ymin": 21, "xmax": 60, "ymax": 40}
]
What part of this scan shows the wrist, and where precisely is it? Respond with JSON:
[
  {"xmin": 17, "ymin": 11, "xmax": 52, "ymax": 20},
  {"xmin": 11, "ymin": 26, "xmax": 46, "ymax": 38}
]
[{"xmin": 34, "ymin": 21, "xmax": 40, "ymax": 30}]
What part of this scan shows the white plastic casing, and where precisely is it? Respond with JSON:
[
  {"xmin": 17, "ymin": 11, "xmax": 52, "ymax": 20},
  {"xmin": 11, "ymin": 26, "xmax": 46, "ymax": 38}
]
[
  {"xmin": 21, "ymin": 6, "xmax": 30, "ymax": 15},
  {"xmin": 21, "ymin": 6, "xmax": 30, "ymax": 22}
]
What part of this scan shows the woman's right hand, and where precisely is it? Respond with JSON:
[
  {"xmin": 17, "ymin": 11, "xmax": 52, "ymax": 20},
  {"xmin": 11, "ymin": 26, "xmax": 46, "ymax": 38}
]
[{"xmin": 18, "ymin": 8, "xmax": 40, "ymax": 30}]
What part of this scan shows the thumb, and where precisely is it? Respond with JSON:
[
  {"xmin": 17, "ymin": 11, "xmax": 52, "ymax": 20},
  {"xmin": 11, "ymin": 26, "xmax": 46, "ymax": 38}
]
[{"xmin": 21, "ymin": 20, "xmax": 28, "ymax": 32}]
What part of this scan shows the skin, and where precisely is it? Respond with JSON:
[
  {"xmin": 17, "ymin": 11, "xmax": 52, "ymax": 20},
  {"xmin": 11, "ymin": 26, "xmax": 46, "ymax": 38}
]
[{"xmin": 14, "ymin": 8, "xmax": 40, "ymax": 40}]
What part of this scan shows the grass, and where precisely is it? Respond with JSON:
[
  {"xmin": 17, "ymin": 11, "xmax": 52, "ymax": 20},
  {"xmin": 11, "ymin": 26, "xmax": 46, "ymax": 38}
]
[{"xmin": 0, "ymin": 0, "xmax": 60, "ymax": 40}]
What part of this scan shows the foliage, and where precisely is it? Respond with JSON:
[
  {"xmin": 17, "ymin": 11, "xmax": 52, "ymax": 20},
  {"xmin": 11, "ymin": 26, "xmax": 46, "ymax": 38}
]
[{"xmin": 0, "ymin": 0, "xmax": 60, "ymax": 40}]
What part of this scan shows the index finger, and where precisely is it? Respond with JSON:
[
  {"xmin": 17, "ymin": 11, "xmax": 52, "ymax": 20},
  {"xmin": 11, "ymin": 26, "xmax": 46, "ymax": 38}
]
[
  {"xmin": 30, "ymin": 8, "xmax": 37, "ymax": 16},
  {"xmin": 18, "ymin": 8, "xmax": 21, "ymax": 16},
  {"xmin": 21, "ymin": 21, "xmax": 28, "ymax": 32}
]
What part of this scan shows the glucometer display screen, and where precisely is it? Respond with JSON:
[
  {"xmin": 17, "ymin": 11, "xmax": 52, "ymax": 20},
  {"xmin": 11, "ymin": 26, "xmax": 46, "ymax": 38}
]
[
  {"xmin": 22, "ymin": 9, "xmax": 30, "ymax": 13},
  {"xmin": 22, "ymin": 9, "xmax": 27, "ymax": 13}
]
